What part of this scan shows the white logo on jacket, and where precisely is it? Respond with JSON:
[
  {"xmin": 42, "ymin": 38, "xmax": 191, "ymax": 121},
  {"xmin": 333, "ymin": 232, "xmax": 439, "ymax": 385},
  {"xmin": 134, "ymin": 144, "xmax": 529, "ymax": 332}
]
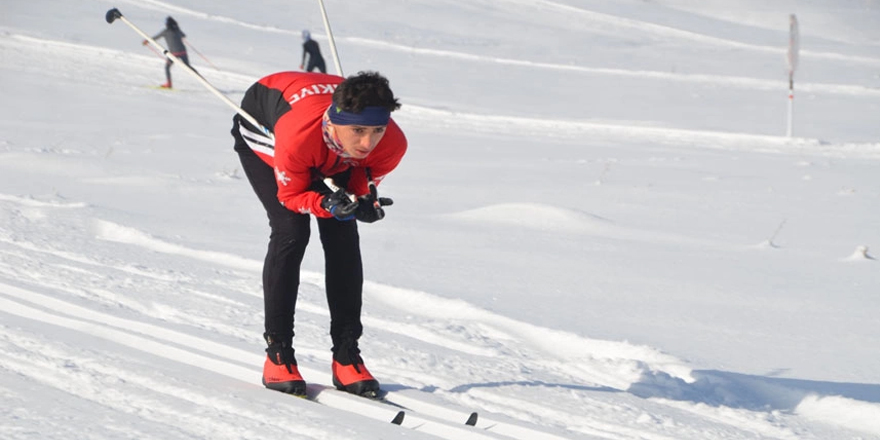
[
  {"xmin": 274, "ymin": 167, "xmax": 291, "ymax": 186},
  {"xmin": 287, "ymin": 84, "xmax": 337, "ymax": 105}
]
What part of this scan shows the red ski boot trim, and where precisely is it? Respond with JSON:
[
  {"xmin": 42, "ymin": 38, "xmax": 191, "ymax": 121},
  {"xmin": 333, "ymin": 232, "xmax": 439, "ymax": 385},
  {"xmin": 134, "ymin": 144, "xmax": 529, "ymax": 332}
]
[
  {"xmin": 332, "ymin": 360, "xmax": 379, "ymax": 396},
  {"xmin": 262, "ymin": 355, "xmax": 306, "ymax": 395}
]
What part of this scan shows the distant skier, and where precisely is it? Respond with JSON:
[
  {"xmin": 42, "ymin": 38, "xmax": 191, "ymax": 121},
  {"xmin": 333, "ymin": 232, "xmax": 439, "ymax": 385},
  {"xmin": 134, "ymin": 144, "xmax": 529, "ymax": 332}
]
[
  {"xmin": 300, "ymin": 30, "xmax": 327, "ymax": 74},
  {"xmin": 231, "ymin": 71, "xmax": 406, "ymax": 397},
  {"xmin": 143, "ymin": 16, "xmax": 196, "ymax": 88}
]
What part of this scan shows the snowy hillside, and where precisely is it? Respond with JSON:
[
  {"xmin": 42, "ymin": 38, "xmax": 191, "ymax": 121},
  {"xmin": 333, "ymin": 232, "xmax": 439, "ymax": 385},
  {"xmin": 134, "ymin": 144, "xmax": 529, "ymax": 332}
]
[{"xmin": 2, "ymin": 0, "xmax": 880, "ymax": 438}]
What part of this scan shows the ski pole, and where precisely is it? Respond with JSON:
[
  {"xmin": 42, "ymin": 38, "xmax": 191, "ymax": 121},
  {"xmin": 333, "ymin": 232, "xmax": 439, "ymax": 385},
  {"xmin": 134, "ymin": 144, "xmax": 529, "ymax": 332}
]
[
  {"xmin": 104, "ymin": 8, "xmax": 272, "ymax": 138},
  {"xmin": 316, "ymin": 0, "xmax": 343, "ymax": 76},
  {"xmin": 183, "ymin": 38, "xmax": 219, "ymax": 70},
  {"xmin": 364, "ymin": 168, "xmax": 383, "ymax": 211},
  {"xmin": 143, "ymin": 42, "xmax": 164, "ymax": 59},
  {"xmin": 324, "ymin": 168, "xmax": 385, "ymax": 208},
  {"xmin": 322, "ymin": 178, "xmax": 357, "ymax": 202}
]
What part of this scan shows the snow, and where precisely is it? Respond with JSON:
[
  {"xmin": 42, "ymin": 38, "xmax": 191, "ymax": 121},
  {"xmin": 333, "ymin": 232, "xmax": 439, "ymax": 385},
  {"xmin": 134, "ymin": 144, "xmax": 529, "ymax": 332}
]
[{"xmin": 2, "ymin": 0, "xmax": 879, "ymax": 438}]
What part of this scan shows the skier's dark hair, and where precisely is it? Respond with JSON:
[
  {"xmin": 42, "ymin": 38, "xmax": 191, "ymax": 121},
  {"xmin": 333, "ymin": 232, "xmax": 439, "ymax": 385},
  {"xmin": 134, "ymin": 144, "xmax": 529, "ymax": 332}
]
[
  {"xmin": 166, "ymin": 16, "xmax": 179, "ymax": 30},
  {"xmin": 333, "ymin": 71, "xmax": 401, "ymax": 113}
]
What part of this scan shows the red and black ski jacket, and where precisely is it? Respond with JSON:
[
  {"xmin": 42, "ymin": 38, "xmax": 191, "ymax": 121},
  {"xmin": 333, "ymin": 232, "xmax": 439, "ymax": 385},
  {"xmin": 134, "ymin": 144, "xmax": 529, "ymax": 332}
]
[{"xmin": 234, "ymin": 72, "xmax": 407, "ymax": 218}]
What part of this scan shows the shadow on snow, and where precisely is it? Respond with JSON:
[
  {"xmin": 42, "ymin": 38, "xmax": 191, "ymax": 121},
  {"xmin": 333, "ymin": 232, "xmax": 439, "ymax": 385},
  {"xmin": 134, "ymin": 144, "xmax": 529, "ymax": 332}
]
[{"xmin": 627, "ymin": 369, "xmax": 880, "ymax": 411}]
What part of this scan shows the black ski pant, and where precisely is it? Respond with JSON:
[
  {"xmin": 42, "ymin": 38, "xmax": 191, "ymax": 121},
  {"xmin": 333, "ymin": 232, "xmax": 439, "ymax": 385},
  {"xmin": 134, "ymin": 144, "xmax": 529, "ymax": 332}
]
[
  {"xmin": 233, "ymin": 126, "xmax": 364, "ymax": 349},
  {"xmin": 165, "ymin": 53, "xmax": 197, "ymax": 84},
  {"xmin": 306, "ymin": 57, "xmax": 327, "ymax": 74}
]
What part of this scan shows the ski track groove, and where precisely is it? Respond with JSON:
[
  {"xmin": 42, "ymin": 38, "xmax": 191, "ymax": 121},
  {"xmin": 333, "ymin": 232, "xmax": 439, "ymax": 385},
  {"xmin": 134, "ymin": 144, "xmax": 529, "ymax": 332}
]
[
  {"xmin": 0, "ymin": 284, "xmax": 575, "ymax": 440},
  {"xmin": 495, "ymin": 0, "xmax": 880, "ymax": 64},
  {"xmin": 1, "ymin": 196, "xmax": 855, "ymax": 439},
  {"xmin": 0, "ymin": 294, "xmax": 410, "ymax": 439},
  {"xmin": 0, "ymin": 225, "xmax": 620, "ymax": 440},
  {"xmin": 0, "ymin": 330, "xmax": 316, "ymax": 440},
  {"xmin": 0, "ymin": 207, "xmax": 714, "ymax": 439},
  {"xmin": 5, "ymin": 32, "xmax": 880, "ymax": 161},
  {"xmin": 1, "ymin": 204, "xmax": 615, "ymax": 439},
  {"xmin": 121, "ymin": 0, "xmax": 880, "ymax": 66},
  {"xmin": 4, "ymin": 31, "xmax": 880, "ymax": 105},
  {"xmin": 466, "ymin": 389, "xmax": 679, "ymax": 440}
]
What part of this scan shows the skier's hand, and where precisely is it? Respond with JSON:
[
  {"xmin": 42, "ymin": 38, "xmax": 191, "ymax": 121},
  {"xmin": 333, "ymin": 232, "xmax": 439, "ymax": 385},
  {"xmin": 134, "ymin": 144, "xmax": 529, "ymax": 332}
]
[
  {"xmin": 142, "ymin": 39, "xmax": 148, "ymax": 46},
  {"xmin": 355, "ymin": 194, "xmax": 393, "ymax": 223},
  {"xmin": 320, "ymin": 189, "xmax": 358, "ymax": 220},
  {"xmin": 299, "ymin": 64, "xmax": 304, "ymax": 71}
]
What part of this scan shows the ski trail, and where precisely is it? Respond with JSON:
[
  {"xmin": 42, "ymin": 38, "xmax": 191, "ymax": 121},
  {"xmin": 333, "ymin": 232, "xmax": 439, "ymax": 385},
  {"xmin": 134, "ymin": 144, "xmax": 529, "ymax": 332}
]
[
  {"xmin": 94, "ymin": 219, "xmax": 262, "ymax": 272},
  {"xmin": 0, "ymin": 282, "xmax": 739, "ymax": 440},
  {"xmin": 0, "ymin": 210, "xmax": 733, "ymax": 439},
  {"xmin": 6, "ymin": 32, "xmax": 880, "ymax": 156},
  {"xmin": 114, "ymin": 0, "xmax": 300, "ymax": 36},
  {"xmin": 0, "ymin": 234, "xmax": 181, "ymax": 282},
  {"xmin": 0, "ymin": 193, "xmax": 86, "ymax": 208},
  {"xmin": 90, "ymin": 217, "xmax": 689, "ymax": 389},
  {"xmin": 0, "ymin": 230, "xmax": 300, "ymax": 354},
  {"xmin": 11, "ymin": 15, "xmax": 876, "ymax": 99},
  {"xmin": 3, "ymin": 208, "xmax": 876, "ymax": 438},
  {"xmin": 351, "ymin": 37, "xmax": 880, "ymax": 97},
  {"xmin": 463, "ymin": 390, "xmax": 678, "ymax": 440},
  {"xmin": 0, "ymin": 287, "xmax": 460, "ymax": 440},
  {"xmin": 0, "ymin": 336, "xmax": 327, "ymax": 440},
  {"xmin": 0, "ymin": 282, "xmax": 579, "ymax": 439},
  {"xmin": 0, "ymin": 300, "xmax": 332, "ymax": 440},
  {"xmin": 492, "ymin": 0, "xmax": 880, "ymax": 64},
  {"xmin": 0, "ymin": 284, "xmax": 258, "ymax": 381},
  {"xmin": 363, "ymin": 281, "xmax": 691, "ymax": 391},
  {"xmin": 121, "ymin": 0, "xmax": 880, "ymax": 66},
  {"xmin": 395, "ymin": 105, "xmax": 880, "ymax": 160},
  {"xmin": 82, "ymin": 220, "xmax": 839, "ymax": 439},
  {"xmin": 90, "ymin": 216, "xmax": 680, "ymax": 390}
]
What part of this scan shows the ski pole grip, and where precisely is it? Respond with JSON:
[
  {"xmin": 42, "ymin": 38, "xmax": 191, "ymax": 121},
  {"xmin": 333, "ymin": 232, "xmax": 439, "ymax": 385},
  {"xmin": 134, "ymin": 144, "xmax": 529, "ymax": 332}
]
[
  {"xmin": 105, "ymin": 8, "xmax": 122, "ymax": 24},
  {"xmin": 364, "ymin": 168, "xmax": 381, "ymax": 207},
  {"xmin": 323, "ymin": 178, "xmax": 356, "ymax": 202}
]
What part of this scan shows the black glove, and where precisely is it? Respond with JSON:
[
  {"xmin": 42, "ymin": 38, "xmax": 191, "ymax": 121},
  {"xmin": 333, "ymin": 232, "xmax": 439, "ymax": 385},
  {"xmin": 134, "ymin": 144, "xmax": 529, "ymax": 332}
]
[
  {"xmin": 355, "ymin": 194, "xmax": 394, "ymax": 223},
  {"xmin": 320, "ymin": 189, "xmax": 358, "ymax": 220}
]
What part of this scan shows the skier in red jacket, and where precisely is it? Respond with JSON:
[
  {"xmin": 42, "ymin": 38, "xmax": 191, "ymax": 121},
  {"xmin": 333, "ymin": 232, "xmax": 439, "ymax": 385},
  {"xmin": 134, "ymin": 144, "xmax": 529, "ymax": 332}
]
[{"xmin": 231, "ymin": 71, "xmax": 406, "ymax": 397}]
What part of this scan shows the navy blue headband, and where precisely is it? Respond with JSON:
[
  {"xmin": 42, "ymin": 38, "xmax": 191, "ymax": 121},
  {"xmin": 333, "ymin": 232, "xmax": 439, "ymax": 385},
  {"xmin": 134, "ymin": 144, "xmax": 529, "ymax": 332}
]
[{"xmin": 327, "ymin": 105, "xmax": 391, "ymax": 126}]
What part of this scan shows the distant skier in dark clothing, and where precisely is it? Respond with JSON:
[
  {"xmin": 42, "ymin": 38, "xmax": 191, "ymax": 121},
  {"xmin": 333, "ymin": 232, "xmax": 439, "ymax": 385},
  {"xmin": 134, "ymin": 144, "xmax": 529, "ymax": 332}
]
[
  {"xmin": 300, "ymin": 30, "xmax": 327, "ymax": 74},
  {"xmin": 143, "ymin": 16, "xmax": 196, "ymax": 88}
]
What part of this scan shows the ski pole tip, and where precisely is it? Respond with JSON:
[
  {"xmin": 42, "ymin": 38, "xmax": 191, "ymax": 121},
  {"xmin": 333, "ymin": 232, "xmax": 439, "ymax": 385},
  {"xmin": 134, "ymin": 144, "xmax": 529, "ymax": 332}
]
[{"xmin": 105, "ymin": 8, "xmax": 122, "ymax": 24}]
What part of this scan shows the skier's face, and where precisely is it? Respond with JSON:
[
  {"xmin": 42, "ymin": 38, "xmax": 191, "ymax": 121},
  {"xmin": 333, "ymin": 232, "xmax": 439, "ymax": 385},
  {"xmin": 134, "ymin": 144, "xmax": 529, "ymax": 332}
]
[{"xmin": 331, "ymin": 124, "xmax": 387, "ymax": 159}]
